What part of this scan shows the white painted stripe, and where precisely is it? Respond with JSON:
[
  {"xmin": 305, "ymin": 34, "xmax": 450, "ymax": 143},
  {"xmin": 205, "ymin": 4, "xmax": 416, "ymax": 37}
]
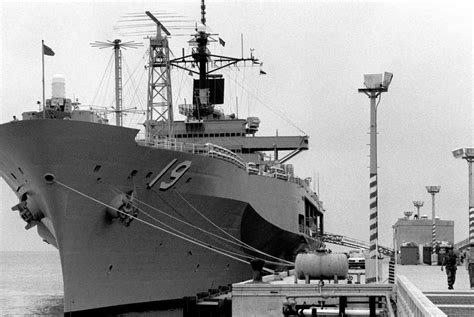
[
  {"xmin": 436, "ymin": 304, "xmax": 474, "ymax": 308},
  {"xmin": 424, "ymin": 293, "xmax": 474, "ymax": 296}
]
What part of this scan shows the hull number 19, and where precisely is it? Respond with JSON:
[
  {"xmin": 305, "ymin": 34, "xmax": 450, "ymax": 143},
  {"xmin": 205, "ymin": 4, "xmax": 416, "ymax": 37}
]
[{"xmin": 147, "ymin": 159, "xmax": 192, "ymax": 191}]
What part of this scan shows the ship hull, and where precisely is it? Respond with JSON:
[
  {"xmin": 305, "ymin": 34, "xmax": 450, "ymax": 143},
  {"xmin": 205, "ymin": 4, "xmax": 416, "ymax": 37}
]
[{"xmin": 0, "ymin": 120, "xmax": 321, "ymax": 313}]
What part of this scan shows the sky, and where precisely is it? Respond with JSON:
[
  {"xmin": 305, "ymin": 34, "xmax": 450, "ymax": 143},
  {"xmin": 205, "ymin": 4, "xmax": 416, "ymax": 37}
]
[{"xmin": 0, "ymin": 0, "xmax": 472, "ymax": 252}]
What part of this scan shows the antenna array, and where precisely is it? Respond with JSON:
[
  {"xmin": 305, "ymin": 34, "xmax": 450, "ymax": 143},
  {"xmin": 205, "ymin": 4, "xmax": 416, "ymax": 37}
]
[
  {"xmin": 90, "ymin": 39, "xmax": 143, "ymax": 126},
  {"xmin": 114, "ymin": 11, "xmax": 195, "ymax": 38}
]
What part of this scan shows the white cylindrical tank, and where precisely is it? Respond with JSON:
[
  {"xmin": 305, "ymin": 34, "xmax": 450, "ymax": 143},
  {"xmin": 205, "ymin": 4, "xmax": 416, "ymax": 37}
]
[
  {"xmin": 52, "ymin": 74, "xmax": 66, "ymax": 98},
  {"xmin": 295, "ymin": 252, "xmax": 348, "ymax": 280}
]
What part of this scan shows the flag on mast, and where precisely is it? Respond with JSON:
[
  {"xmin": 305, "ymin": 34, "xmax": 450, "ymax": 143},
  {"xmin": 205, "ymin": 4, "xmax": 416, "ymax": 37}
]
[
  {"xmin": 218, "ymin": 37, "xmax": 226, "ymax": 47},
  {"xmin": 43, "ymin": 43, "xmax": 55, "ymax": 56},
  {"xmin": 42, "ymin": 40, "xmax": 55, "ymax": 118}
]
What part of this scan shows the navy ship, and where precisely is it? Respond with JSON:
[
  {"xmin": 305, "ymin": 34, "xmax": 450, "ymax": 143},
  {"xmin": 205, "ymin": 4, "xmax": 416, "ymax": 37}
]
[{"xmin": 0, "ymin": 2, "xmax": 325, "ymax": 314}]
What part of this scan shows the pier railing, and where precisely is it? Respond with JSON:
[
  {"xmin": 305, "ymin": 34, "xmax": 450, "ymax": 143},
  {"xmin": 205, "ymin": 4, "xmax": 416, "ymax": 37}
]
[{"xmin": 396, "ymin": 275, "xmax": 447, "ymax": 316}]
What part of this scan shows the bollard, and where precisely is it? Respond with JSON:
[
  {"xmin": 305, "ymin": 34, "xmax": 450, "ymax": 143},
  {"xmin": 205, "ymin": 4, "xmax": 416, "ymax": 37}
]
[{"xmin": 250, "ymin": 258, "xmax": 265, "ymax": 282}]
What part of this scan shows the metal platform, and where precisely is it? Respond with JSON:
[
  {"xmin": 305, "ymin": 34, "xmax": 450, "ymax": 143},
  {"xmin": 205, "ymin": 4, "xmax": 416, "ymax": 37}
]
[{"xmin": 232, "ymin": 270, "xmax": 396, "ymax": 317}]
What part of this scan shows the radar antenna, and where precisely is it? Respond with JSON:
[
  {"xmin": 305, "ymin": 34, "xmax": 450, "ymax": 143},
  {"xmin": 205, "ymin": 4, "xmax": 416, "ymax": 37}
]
[
  {"xmin": 166, "ymin": 0, "xmax": 260, "ymax": 121},
  {"xmin": 90, "ymin": 39, "xmax": 142, "ymax": 126}
]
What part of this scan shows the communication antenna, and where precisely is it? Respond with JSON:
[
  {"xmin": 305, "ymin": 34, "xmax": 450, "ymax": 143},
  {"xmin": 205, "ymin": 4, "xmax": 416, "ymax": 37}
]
[
  {"xmin": 113, "ymin": 10, "xmax": 193, "ymax": 140},
  {"xmin": 200, "ymin": 0, "xmax": 206, "ymax": 26},
  {"xmin": 144, "ymin": 11, "xmax": 175, "ymax": 140},
  {"xmin": 91, "ymin": 39, "xmax": 142, "ymax": 126},
  {"xmin": 114, "ymin": 11, "xmax": 194, "ymax": 38}
]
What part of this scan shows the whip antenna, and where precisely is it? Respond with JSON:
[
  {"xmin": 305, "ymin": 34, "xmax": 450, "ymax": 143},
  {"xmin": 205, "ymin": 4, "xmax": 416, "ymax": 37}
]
[{"xmin": 90, "ymin": 39, "xmax": 143, "ymax": 126}]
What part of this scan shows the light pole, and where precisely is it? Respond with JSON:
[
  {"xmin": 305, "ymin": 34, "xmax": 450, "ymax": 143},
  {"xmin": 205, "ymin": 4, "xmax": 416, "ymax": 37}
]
[
  {"xmin": 452, "ymin": 147, "xmax": 474, "ymax": 288},
  {"xmin": 426, "ymin": 186, "xmax": 441, "ymax": 264},
  {"xmin": 358, "ymin": 72, "xmax": 393, "ymax": 284},
  {"xmin": 413, "ymin": 201, "xmax": 424, "ymax": 219}
]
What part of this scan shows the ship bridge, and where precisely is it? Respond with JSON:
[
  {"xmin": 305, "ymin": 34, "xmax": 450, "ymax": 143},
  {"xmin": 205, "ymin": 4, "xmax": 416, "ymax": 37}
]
[{"xmin": 149, "ymin": 118, "xmax": 309, "ymax": 164}]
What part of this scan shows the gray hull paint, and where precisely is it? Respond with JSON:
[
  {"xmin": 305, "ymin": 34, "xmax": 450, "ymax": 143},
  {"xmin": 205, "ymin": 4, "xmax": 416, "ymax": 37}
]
[{"xmin": 0, "ymin": 120, "xmax": 320, "ymax": 313}]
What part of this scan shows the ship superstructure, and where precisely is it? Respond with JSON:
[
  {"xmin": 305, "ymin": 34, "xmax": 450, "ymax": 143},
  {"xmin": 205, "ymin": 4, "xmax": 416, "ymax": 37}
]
[{"xmin": 0, "ymin": 2, "xmax": 325, "ymax": 314}]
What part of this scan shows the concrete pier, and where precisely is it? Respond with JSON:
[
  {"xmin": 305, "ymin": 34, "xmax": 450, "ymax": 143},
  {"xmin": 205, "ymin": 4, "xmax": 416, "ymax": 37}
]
[
  {"xmin": 227, "ymin": 260, "xmax": 474, "ymax": 316},
  {"xmin": 397, "ymin": 263, "xmax": 474, "ymax": 316}
]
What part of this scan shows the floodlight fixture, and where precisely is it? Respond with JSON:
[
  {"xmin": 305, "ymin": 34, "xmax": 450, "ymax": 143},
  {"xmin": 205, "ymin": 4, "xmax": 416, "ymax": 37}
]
[
  {"xmin": 426, "ymin": 186, "xmax": 441, "ymax": 194},
  {"xmin": 413, "ymin": 201, "xmax": 424, "ymax": 207},
  {"xmin": 452, "ymin": 147, "xmax": 465, "ymax": 159},
  {"xmin": 452, "ymin": 147, "xmax": 474, "ymax": 160},
  {"xmin": 382, "ymin": 72, "xmax": 393, "ymax": 88},
  {"xmin": 361, "ymin": 72, "xmax": 393, "ymax": 91},
  {"xmin": 413, "ymin": 200, "xmax": 424, "ymax": 218},
  {"xmin": 466, "ymin": 148, "xmax": 474, "ymax": 158},
  {"xmin": 364, "ymin": 74, "xmax": 383, "ymax": 89}
]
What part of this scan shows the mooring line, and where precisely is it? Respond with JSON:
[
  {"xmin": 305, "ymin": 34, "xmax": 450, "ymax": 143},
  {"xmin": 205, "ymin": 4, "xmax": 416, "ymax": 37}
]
[
  {"xmin": 117, "ymin": 186, "xmax": 294, "ymax": 266},
  {"xmin": 173, "ymin": 189, "xmax": 295, "ymax": 266},
  {"xmin": 53, "ymin": 179, "xmax": 281, "ymax": 271}
]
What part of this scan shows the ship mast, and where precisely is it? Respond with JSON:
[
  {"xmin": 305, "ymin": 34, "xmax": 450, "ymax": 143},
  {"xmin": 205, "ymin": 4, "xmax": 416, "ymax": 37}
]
[
  {"xmin": 91, "ymin": 39, "xmax": 142, "ymax": 126},
  {"xmin": 113, "ymin": 40, "xmax": 123, "ymax": 126},
  {"xmin": 143, "ymin": 0, "xmax": 260, "ymax": 138},
  {"xmin": 196, "ymin": 0, "xmax": 208, "ymax": 120},
  {"xmin": 145, "ymin": 11, "xmax": 173, "ymax": 141},
  {"xmin": 168, "ymin": 0, "xmax": 260, "ymax": 121}
]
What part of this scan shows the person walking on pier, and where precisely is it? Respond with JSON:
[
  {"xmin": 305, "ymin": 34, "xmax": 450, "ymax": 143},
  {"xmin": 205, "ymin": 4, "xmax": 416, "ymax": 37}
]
[
  {"xmin": 441, "ymin": 249, "xmax": 458, "ymax": 290},
  {"xmin": 465, "ymin": 248, "xmax": 474, "ymax": 289}
]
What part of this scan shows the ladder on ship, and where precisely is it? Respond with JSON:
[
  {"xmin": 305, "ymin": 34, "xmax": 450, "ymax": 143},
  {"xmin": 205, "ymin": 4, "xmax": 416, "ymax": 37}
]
[
  {"xmin": 322, "ymin": 232, "xmax": 394, "ymax": 257},
  {"xmin": 454, "ymin": 237, "xmax": 470, "ymax": 251}
]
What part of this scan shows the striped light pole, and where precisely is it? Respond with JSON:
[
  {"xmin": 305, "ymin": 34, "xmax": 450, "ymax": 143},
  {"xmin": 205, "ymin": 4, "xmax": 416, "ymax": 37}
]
[
  {"xmin": 413, "ymin": 201, "xmax": 424, "ymax": 219},
  {"xmin": 452, "ymin": 147, "xmax": 474, "ymax": 288},
  {"xmin": 426, "ymin": 186, "xmax": 441, "ymax": 263},
  {"xmin": 358, "ymin": 72, "xmax": 393, "ymax": 284}
]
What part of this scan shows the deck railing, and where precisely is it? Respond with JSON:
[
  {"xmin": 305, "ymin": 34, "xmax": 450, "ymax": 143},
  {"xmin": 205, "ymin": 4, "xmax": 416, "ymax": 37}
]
[
  {"xmin": 138, "ymin": 137, "xmax": 320, "ymax": 201},
  {"xmin": 396, "ymin": 275, "xmax": 447, "ymax": 316}
]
